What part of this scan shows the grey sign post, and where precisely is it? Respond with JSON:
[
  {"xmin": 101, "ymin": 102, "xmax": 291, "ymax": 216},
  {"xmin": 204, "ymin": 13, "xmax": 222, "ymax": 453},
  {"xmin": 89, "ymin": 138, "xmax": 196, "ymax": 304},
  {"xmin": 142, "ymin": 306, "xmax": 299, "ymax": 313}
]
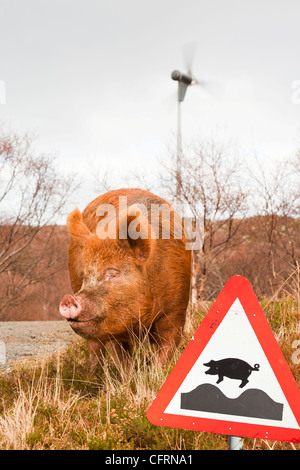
[{"xmin": 229, "ymin": 436, "xmax": 244, "ymax": 450}]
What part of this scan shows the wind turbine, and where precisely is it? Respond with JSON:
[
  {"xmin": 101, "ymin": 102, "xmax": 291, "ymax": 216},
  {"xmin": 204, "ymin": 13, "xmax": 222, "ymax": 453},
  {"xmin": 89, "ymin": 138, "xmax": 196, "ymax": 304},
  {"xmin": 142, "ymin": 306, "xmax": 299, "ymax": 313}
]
[
  {"xmin": 171, "ymin": 48, "xmax": 215, "ymax": 208},
  {"xmin": 171, "ymin": 69, "xmax": 194, "ymax": 203}
]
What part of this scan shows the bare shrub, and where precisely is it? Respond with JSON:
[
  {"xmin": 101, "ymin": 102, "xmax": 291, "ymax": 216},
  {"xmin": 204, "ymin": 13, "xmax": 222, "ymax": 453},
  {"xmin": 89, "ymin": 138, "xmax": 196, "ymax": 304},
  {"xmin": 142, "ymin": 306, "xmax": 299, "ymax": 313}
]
[
  {"xmin": 0, "ymin": 128, "xmax": 76, "ymax": 319},
  {"xmin": 163, "ymin": 139, "xmax": 249, "ymax": 301}
]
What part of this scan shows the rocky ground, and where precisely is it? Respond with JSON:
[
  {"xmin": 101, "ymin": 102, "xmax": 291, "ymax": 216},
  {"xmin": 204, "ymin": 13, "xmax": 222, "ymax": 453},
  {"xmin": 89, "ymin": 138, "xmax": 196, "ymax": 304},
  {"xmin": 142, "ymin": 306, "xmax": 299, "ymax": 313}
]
[{"xmin": 0, "ymin": 321, "xmax": 75, "ymax": 368}]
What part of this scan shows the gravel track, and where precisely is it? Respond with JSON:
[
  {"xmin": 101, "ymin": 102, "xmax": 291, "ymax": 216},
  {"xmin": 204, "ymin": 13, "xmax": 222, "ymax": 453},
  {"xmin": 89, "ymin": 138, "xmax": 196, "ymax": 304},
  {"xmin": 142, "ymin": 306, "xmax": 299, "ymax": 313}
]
[{"xmin": 0, "ymin": 321, "xmax": 75, "ymax": 368}]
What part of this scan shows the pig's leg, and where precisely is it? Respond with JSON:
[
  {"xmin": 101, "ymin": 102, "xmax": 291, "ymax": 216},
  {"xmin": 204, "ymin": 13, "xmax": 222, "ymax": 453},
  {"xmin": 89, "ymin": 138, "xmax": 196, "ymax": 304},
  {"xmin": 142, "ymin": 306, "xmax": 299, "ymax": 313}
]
[
  {"xmin": 108, "ymin": 340, "xmax": 131, "ymax": 373},
  {"xmin": 216, "ymin": 375, "xmax": 224, "ymax": 384},
  {"xmin": 87, "ymin": 339, "xmax": 106, "ymax": 371},
  {"xmin": 239, "ymin": 378, "xmax": 249, "ymax": 388},
  {"xmin": 150, "ymin": 314, "xmax": 184, "ymax": 366}
]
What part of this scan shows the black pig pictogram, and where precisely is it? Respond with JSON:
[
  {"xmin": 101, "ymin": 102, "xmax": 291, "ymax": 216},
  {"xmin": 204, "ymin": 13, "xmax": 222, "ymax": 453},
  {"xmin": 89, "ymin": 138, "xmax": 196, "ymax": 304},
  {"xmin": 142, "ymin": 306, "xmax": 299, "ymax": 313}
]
[{"xmin": 203, "ymin": 358, "xmax": 260, "ymax": 388}]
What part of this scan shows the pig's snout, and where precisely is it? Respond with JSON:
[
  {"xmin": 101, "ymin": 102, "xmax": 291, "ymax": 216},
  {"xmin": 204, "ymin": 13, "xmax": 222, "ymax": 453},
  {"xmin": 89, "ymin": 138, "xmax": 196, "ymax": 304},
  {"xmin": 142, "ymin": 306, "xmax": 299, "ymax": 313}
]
[{"xmin": 59, "ymin": 294, "xmax": 82, "ymax": 320}]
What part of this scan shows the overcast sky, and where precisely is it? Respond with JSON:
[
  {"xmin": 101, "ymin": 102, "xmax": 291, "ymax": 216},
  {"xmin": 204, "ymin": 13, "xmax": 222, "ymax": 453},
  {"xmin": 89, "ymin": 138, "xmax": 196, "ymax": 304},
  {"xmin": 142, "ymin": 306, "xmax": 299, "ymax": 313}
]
[{"xmin": 1, "ymin": 0, "xmax": 300, "ymax": 208}]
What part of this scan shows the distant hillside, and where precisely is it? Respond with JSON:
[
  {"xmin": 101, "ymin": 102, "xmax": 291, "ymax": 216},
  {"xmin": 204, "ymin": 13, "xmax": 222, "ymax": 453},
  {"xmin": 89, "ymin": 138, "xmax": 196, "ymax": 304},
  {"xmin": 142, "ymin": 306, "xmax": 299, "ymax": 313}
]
[
  {"xmin": 203, "ymin": 215, "xmax": 300, "ymax": 299},
  {"xmin": 0, "ymin": 225, "xmax": 71, "ymax": 321},
  {"xmin": 0, "ymin": 215, "xmax": 299, "ymax": 320}
]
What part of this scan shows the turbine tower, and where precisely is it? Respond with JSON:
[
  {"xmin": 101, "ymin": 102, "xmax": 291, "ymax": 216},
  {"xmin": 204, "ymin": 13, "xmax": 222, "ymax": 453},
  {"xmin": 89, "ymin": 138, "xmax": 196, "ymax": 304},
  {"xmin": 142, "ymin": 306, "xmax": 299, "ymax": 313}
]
[{"xmin": 171, "ymin": 69, "xmax": 193, "ymax": 204}]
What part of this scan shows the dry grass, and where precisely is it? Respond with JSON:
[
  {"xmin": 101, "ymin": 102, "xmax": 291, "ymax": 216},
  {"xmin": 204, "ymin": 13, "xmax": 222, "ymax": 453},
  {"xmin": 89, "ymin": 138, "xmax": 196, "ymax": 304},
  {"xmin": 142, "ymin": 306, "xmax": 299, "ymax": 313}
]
[{"xmin": 0, "ymin": 270, "xmax": 299, "ymax": 450}]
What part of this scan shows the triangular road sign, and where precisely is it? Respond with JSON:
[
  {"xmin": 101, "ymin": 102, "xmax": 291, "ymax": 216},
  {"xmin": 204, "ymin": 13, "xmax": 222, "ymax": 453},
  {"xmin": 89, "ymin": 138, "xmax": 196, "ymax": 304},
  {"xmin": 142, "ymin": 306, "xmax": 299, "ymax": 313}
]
[{"xmin": 147, "ymin": 276, "xmax": 300, "ymax": 442}]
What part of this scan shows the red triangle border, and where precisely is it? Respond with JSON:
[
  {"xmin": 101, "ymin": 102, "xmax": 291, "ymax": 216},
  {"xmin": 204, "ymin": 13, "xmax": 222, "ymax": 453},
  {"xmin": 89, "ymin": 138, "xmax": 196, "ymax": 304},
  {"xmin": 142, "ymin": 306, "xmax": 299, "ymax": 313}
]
[{"xmin": 147, "ymin": 276, "xmax": 300, "ymax": 443}]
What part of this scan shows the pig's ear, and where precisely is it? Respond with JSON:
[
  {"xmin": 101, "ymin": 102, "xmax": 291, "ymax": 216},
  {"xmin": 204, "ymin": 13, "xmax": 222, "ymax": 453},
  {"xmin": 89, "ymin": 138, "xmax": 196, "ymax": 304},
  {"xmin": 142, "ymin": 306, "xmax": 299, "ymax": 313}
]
[
  {"xmin": 117, "ymin": 204, "xmax": 154, "ymax": 264},
  {"xmin": 67, "ymin": 207, "xmax": 92, "ymax": 246}
]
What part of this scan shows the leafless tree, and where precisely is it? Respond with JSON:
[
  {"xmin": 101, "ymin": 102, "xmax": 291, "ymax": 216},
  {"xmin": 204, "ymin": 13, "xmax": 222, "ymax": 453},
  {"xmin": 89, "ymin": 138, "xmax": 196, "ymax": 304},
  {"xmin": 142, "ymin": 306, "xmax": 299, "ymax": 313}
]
[
  {"xmin": 163, "ymin": 139, "xmax": 249, "ymax": 301},
  {"xmin": 89, "ymin": 138, "xmax": 299, "ymax": 301},
  {"xmin": 90, "ymin": 162, "xmax": 160, "ymax": 195},
  {"xmin": 0, "ymin": 128, "xmax": 76, "ymax": 318},
  {"xmin": 248, "ymin": 154, "xmax": 300, "ymax": 290}
]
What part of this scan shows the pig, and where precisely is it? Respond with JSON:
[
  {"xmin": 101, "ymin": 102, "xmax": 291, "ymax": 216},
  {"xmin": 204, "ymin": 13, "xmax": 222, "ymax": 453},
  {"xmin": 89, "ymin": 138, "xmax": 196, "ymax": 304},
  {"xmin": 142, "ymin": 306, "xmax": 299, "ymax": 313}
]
[
  {"xmin": 59, "ymin": 188, "xmax": 192, "ymax": 369},
  {"xmin": 204, "ymin": 358, "xmax": 260, "ymax": 388}
]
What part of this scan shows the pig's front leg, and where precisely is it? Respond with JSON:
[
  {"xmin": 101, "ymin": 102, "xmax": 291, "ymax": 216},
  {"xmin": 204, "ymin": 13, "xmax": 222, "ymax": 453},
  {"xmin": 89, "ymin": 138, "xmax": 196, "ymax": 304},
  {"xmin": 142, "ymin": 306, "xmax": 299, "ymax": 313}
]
[
  {"xmin": 108, "ymin": 340, "xmax": 131, "ymax": 374},
  {"xmin": 150, "ymin": 314, "xmax": 184, "ymax": 366},
  {"xmin": 87, "ymin": 339, "xmax": 106, "ymax": 371}
]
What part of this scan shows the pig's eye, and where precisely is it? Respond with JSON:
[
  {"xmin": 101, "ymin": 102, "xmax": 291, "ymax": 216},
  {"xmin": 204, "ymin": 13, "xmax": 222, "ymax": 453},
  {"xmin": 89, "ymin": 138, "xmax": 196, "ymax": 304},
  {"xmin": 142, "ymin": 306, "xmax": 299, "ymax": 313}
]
[{"xmin": 104, "ymin": 268, "xmax": 120, "ymax": 281}]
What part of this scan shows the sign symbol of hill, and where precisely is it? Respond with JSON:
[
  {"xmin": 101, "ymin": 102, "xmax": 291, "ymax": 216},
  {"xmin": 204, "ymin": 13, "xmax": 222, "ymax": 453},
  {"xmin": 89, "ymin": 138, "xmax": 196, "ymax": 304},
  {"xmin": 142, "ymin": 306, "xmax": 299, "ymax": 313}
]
[{"xmin": 181, "ymin": 384, "xmax": 283, "ymax": 421}]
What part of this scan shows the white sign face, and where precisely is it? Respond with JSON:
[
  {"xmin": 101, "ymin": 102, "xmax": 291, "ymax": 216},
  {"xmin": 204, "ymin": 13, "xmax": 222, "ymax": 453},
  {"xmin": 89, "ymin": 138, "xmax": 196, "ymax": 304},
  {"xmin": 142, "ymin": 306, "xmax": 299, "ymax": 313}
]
[{"xmin": 165, "ymin": 299, "xmax": 299, "ymax": 430}]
